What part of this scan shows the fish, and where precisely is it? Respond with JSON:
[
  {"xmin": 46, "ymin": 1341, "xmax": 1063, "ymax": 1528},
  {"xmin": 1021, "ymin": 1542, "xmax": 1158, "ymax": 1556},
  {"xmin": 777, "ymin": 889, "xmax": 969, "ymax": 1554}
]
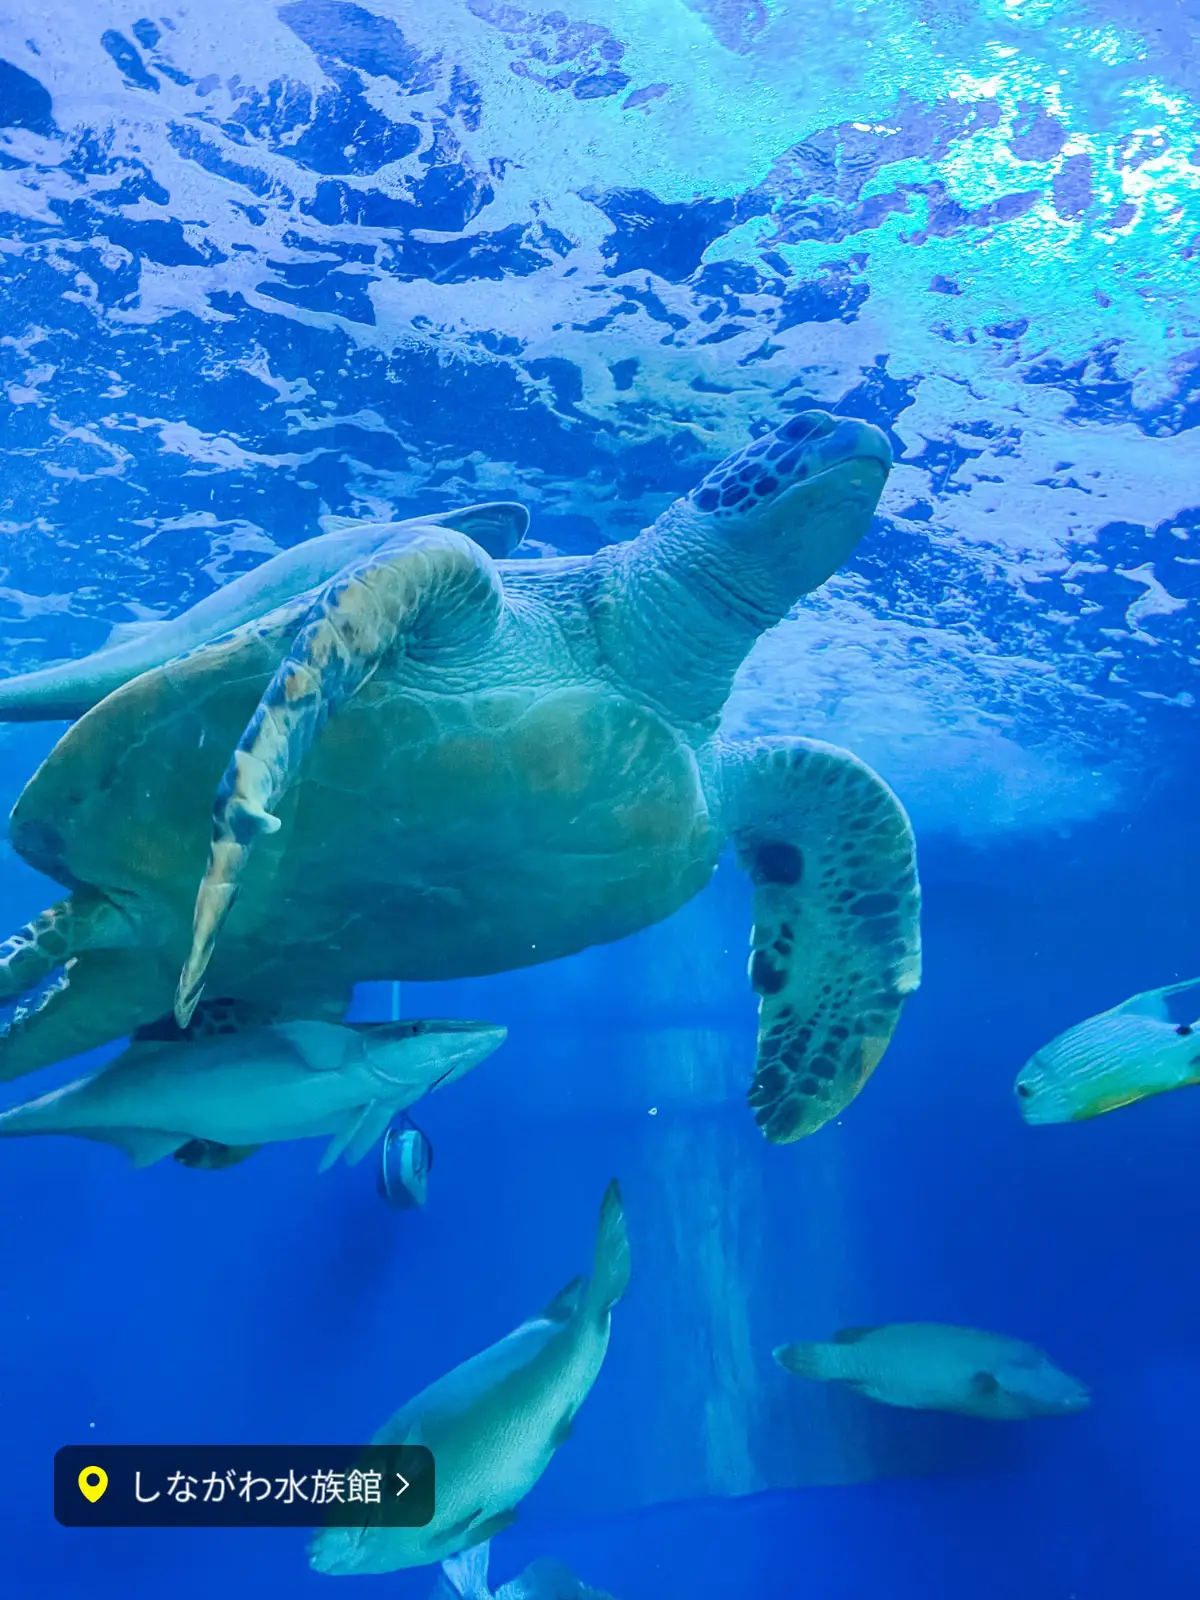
[
  {"xmin": 1015, "ymin": 978, "xmax": 1200, "ymax": 1124},
  {"xmin": 431, "ymin": 1540, "xmax": 619, "ymax": 1600},
  {"xmin": 773, "ymin": 1321, "xmax": 1090, "ymax": 1420},
  {"xmin": 0, "ymin": 1016, "xmax": 506, "ymax": 1170},
  {"xmin": 308, "ymin": 1180, "xmax": 631, "ymax": 1576},
  {"xmin": 0, "ymin": 505, "xmax": 527, "ymax": 722}
]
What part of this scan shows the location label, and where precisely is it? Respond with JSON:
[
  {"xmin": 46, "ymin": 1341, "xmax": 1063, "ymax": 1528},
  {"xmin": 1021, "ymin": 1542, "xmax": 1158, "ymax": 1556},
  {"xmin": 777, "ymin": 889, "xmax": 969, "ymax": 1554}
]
[
  {"xmin": 55, "ymin": 1446, "xmax": 434, "ymax": 1527},
  {"xmin": 78, "ymin": 1466, "xmax": 108, "ymax": 1503}
]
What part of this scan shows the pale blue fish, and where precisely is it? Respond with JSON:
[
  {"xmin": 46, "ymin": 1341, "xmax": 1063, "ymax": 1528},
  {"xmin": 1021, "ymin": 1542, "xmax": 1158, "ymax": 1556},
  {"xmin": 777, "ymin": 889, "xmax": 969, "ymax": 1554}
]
[
  {"xmin": 0, "ymin": 1016, "xmax": 505, "ymax": 1169},
  {"xmin": 0, "ymin": 504, "xmax": 527, "ymax": 722},
  {"xmin": 774, "ymin": 1322, "xmax": 1090, "ymax": 1420},
  {"xmin": 1015, "ymin": 978, "xmax": 1200, "ymax": 1124},
  {"xmin": 308, "ymin": 1182, "xmax": 630, "ymax": 1576},
  {"xmin": 432, "ymin": 1540, "xmax": 619, "ymax": 1600}
]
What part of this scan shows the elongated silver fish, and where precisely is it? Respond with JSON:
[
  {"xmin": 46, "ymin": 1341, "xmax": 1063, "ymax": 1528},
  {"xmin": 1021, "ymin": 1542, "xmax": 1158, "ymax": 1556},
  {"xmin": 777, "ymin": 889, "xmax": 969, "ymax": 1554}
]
[
  {"xmin": 774, "ymin": 1321, "xmax": 1090, "ymax": 1420},
  {"xmin": 309, "ymin": 1181, "xmax": 631, "ymax": 1576},
  {"xmin": 1015, "ymin": 979, "xmax": 1200, "ymax": 1124},
  {"xmin": 0, "ymin": 505, "xmax": 527, "ymax": 722},
  {"xmin": 0, "ymin": 1016, "xmax": 505, "ymax": 1170}
]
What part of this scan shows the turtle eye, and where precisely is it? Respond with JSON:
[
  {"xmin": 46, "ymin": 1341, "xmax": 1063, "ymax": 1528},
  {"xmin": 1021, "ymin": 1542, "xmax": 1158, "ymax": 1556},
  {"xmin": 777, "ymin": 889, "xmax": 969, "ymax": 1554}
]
[{"xmin": 1177, "ymin": 1024, "xmax": 1194, "ymax": 1037}]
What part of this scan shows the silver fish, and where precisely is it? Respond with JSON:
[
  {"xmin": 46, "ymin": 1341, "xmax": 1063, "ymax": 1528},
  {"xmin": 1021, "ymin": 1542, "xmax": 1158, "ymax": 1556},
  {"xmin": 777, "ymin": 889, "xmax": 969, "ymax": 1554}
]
[
  {"xmin": 0, "ymin": 506, "xmax": 527, "ymax": 722},
  {"xmin": 0, "ymin": 1016, "xmax": 505, "ymax": 1170},
  {"xmin": 309, "ymin": 1181, "xmax": 630, "ymax": 1575},
  {"xmin": 1015, "ymin": 979, "xmax": 1200, "ymax": 1124},
  {"xmin": 774, "ymin": 1321, "xmax": 1090, "ymax": 1420},
  {"xmin": 432, "ymin": 1539, "xmax": 619, "ymax": 1600}
]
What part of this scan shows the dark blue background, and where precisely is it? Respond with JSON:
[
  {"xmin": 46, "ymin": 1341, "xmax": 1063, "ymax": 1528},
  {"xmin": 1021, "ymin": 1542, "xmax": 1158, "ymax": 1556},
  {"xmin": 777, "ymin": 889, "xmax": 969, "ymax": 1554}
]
[
  {"xmin": 2, "ymin": 2, "xmax": 1199, "ymax": 1592},
  {"xmin": 1, "ymin": 748, "xmax": 1197, "ymax": 1598}
]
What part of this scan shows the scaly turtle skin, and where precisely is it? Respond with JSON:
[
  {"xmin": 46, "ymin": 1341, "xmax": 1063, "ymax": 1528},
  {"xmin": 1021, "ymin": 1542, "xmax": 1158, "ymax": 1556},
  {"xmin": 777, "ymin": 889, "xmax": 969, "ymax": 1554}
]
[{"xmin": 0, "ymin": 411, "xmax": 921, "ymax": 1143}]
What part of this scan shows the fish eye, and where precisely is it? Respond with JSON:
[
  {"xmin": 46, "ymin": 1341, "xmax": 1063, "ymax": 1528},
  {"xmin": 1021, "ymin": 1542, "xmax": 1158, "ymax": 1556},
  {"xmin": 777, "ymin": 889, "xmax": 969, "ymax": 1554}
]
[
  {"xmin": 1016, "ymin": 1082, "xmax": 1033, "ymax": 1099},
  {"xmin": 1177, "ymin": 1024, "xmax": 1194, "ymax": 1037}
]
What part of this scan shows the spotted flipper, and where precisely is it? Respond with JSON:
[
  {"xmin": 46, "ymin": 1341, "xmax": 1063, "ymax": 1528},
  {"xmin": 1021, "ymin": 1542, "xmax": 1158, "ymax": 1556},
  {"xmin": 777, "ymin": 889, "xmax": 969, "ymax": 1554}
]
[
  {"xmin": 0, "ymin": 894, "xmax": 131, "ymax": 1004},
  {"xmin": 174, "ymin": 525, "xmax": 505, "ymax": 1028},
  {"xmin": 0, "ymin": 963, "xmax": 183, "ymax": 1088},
  {"xmin": 723, "ymin": 737, "xmax": 921, "ymax": 1143},
  {"xmin": 0, "ymin": 896, "xmax": 174, "ymax": 1082}
]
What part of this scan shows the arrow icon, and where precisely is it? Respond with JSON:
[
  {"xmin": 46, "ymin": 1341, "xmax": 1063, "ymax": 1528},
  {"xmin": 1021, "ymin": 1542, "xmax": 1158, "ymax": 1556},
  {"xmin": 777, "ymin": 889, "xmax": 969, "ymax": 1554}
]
[{"xmin": 394, "ymin": 1474, "xmax": 409, "ymax": 1498}]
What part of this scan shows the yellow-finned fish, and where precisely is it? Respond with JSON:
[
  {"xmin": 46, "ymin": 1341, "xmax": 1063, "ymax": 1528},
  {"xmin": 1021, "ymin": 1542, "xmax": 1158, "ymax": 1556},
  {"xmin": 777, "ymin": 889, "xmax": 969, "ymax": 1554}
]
[{"xmin": 1015, "ymin": 979, "xmax": 1200, "ymax": 1125}]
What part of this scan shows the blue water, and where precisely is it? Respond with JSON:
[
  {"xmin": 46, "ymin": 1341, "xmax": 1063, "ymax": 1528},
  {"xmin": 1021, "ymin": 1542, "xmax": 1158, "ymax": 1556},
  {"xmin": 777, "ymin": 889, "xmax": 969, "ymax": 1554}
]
[{"xmin": 2, "ymin": 2, "xmax": 1199, "ymax": 1596}]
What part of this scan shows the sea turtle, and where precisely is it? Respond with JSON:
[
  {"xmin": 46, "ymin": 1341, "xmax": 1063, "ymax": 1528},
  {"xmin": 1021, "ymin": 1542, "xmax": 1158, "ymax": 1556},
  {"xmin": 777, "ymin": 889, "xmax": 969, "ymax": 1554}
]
[{"xmin": 0, "ymin": 409, "xmax": 921, "ymax": 1142}]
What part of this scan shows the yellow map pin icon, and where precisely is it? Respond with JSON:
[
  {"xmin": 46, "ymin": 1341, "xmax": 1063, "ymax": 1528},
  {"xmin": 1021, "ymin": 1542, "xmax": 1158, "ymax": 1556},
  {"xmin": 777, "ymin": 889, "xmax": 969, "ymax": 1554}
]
[{"xmin": 78, "ymin": 1466, "xmax": 108, "ymax": 1503}]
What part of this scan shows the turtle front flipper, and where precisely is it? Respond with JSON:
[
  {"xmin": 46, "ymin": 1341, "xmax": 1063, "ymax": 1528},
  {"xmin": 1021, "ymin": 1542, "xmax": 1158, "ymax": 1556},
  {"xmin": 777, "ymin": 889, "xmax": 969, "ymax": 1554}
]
[
  {"xmin": 174, "ymin": 524, "xmax": 506, "ymax": 1028},
  {"xmin": 720, "ymin": 738, "xmax": 921, "ymax": 1143}
]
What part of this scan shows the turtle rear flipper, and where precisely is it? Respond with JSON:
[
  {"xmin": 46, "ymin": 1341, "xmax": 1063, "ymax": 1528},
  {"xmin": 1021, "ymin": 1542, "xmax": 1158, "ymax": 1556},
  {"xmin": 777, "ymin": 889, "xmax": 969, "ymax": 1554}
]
[
  {"xmin": 0, "ymin": 893, "xmax": 136, "ymax": 1004},
  {"xmin": 174, "ymin": 524, "xmax": 507, "ymax": 1027},
  {"xmin": 0, "ymin": 894, "xmax": 168, "ymax": 1081},
  {"xmin": 0, "ymin": 945, "xmax": 174, "ymax": 1082},
  {"xmin": 0, "ymin": 893, "xmax": 352, "ymax": 1080},
  {"xmin": 722, "ymin": 737, "xmax": 921, "ymax": 1143},
  {"xmin": 132, "ymin": 994, "xmax": 289, "ymax": 1044},
  {"xmin": 174, "ymin": 1138, "xmax": 262, "ymax": 1170}
]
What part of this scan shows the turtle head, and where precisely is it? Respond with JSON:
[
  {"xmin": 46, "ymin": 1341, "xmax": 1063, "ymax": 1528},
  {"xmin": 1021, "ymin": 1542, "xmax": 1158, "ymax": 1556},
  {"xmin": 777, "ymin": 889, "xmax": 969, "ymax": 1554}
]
[
  {"xmin": 677, "ymin": 410, "xmax": 892, "ymax": 601},
  {"xmin": 600, "ymin": 411, "xmax": 892, "ymax": 724}
]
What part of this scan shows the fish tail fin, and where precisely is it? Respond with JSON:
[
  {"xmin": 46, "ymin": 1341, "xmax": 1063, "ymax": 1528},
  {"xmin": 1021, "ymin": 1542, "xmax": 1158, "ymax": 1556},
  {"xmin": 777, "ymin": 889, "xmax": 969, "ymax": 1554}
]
[
  {"xmin": 587, "ymin": 1179, "xmax": 631, "ymax": 1318},
  {"xmin": 434, "ymin": 1541, "xmax": 492, "ymax": 1600},
  {"xmin": 773, "ymin": 1341, "xmax": 829, "ymax": 1380}
]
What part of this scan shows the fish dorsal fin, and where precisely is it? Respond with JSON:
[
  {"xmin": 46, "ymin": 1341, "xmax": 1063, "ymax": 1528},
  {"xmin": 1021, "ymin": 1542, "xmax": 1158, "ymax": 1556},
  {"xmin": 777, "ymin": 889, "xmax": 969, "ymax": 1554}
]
[
  {"xmin": 99, "ymin": 618, "xmax": 164, "ymax": 651},
  {"xmin": 424, "ymin": 502, "xmax": 530, "ymax": 560},
  {"xmin": 832, "ymin": 1325, "xmax": 879, "ymax": 1344},
  {"xmin": 318, "ymin": 1100, "xmax": 394, "ymax": 1173},
  {"xmin": 1158, "ymin": 979, "xmax": 1200, "ymax": 1000},
  {"xmin": 274, "ymin": 1020, "xmax": 356, "ymax": 1072},
  {"xmin": 437, "ymin": 1542, "xmax": 492, "ymax": 1600},
  {"xmin": 317, "ymin": 505, "xmax": 529, "ymax": 560},
  {"xmin": 317, "ymin": 515, "xmax": 369, "ymax": 535},
  {"xmin": 1116, "ymin": 989, "xmax": 1173, "ymax": 1022},
  {"xmin": 1114, "ymin": 979, "xmax": 1200, "ymax": 1024},
  {"xmin": 542, "ymin": 1275, "xmax": 587, "ymax": 1323}
]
